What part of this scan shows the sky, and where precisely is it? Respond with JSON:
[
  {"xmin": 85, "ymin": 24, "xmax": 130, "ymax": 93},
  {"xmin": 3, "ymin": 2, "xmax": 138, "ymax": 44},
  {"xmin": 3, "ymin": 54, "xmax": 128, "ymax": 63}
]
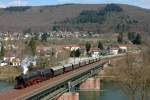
[{"xmin": 0, "ymin": 0, "xmax": 149, "ymax": 9}]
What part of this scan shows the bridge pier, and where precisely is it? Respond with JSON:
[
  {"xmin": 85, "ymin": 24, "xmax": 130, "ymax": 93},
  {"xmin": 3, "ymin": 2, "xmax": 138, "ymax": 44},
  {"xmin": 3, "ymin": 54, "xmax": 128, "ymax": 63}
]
[
  {"xmin": 80, "ymin": 77, "xmax": 101, "ymax": 90},
  {"xmin": 57, "ymin": 92, "xmax": 79, "ymax": 100}
]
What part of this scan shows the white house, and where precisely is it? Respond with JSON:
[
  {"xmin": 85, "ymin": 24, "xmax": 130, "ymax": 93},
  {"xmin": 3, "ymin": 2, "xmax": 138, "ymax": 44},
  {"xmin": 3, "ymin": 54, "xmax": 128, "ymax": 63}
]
[
  {"xmin": 90, "ymin": 48, "xmax": 100, "ymax": 58},
  {"xmin": 0, "ymin": 61, "xmax": 8, "ymax": 66},
  {"xmin": 109, "ymin": 45, "xmax": 119, "ymax": 55},
  {"xmin": 119, "ymin": 45, "xmax": 128, "ymax": 53},
  {"xmin": 63, "ymin": 45, "xmax": 81, "ymax": 51},
  {"xmin": 12, "ymin": 58, "xmax": 21, "ymax": 67},
  {"xmin": 3, "ymin": 56, "xmax": 16, "ymax": 62}
]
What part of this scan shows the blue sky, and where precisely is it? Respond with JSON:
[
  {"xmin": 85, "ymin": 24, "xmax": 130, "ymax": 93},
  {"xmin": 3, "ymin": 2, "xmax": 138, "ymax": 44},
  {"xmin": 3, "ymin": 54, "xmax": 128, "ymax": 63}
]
[{"xmin": 0, "ymin": 0, "xmax": 149, "ymax": 9}]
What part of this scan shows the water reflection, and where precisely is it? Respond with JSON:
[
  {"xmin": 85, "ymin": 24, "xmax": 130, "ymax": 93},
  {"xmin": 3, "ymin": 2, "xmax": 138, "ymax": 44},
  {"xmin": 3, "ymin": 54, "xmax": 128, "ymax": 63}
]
[{"xmin": 79, "ymin": 82, "xmax": 129, "ymax": 100}]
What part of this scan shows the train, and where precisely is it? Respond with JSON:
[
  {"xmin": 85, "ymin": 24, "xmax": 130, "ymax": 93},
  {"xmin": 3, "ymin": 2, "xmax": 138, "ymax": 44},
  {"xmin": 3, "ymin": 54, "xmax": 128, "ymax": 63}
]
[{"xmin": 15, "ymin": 57, "xmax": 103, "ymax": 89}]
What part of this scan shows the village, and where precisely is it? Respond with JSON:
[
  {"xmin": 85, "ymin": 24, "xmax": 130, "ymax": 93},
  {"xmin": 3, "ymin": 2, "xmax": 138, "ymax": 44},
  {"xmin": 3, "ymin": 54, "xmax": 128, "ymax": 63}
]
[
  {"xmin": 0, "ymin": 1, "xmax": 149, "ymax": 99},
  {"xmin": 0, "ymin": 30, "xmax": 138, "ymax": 81}
]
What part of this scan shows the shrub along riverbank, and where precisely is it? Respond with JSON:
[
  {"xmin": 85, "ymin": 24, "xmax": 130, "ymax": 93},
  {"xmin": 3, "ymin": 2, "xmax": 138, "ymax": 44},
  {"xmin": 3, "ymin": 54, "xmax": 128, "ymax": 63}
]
[{"xmin": 0, "ymin": 66, "xmax": 21, "ymax": 83}]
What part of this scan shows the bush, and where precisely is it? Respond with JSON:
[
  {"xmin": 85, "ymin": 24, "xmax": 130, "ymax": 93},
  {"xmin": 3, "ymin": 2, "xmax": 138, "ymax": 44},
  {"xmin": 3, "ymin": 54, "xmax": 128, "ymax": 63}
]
[{"xmin": 70, "ymin": 49, "xmax": 81, "ymax": 57}]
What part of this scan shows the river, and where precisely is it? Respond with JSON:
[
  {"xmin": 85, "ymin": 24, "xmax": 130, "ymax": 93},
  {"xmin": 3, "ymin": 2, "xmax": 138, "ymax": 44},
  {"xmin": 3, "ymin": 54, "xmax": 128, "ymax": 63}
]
[
  {"xmin": 0, "ymin": 81, "xmax": 13, "ymax": 93},
  {"xmin": 79, "ymin": 81, "xmax": 129, "ymax": 100},
  {"xmin": 0, "ymin": 81, "xmax": 129, "ymax": 100}
]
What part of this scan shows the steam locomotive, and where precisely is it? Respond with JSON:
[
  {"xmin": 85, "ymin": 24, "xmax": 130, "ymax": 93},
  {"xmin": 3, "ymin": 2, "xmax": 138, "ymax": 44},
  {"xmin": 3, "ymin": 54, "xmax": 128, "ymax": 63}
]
[{"xmin": 15, "ymin": 57, "xmax": 103, "ymax": 89}]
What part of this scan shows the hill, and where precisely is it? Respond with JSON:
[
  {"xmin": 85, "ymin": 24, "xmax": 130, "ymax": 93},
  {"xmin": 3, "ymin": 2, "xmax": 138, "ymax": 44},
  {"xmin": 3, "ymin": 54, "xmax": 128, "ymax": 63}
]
[{"xmin": 0, "ymin": 4, "xmax": 149, "ymax": 34}]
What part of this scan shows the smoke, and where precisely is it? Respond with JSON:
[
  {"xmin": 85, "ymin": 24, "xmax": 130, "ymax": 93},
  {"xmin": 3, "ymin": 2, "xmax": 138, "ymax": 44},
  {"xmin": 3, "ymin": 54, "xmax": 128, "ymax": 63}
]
[{"xmin": 20, "ymin": 56, "xmax": 31, "ymax": 74}]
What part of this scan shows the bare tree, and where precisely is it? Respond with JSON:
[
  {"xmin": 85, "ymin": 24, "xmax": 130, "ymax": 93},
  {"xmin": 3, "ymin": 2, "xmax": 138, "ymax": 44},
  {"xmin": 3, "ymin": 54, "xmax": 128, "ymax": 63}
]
[{"xmin": 110, "ymin": 50, "xmax": 150, "ymax": 100}]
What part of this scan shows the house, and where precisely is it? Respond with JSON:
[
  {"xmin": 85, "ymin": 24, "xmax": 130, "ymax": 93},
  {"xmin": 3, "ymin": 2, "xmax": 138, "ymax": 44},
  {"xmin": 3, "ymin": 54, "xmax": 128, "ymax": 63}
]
[
  {"xmin": 0, "ymin": 61, "xmax": 8, "ymax": 66},
  {"xmin": 12, "ymin": 58, "xmax": 21, "ymax": 67},
  {"xmin": 118, "ymin": 45, "xmax": 128, "ymax": 53},
  {"xmin": 36, "ymin": 45, "xmax": 56, "ymax": 56},
  {"xmin": 63, "ymin": 45, "xmax": 81, "ymax": 51},
  {"xmin": 3, "ymin": 56, "xmax": 16, "ymax": 62},
  {"xmin": 2, "ymin": 54, "xmax": 21, "ymax": 67},
  {"xmin": 109, "ymin": 45, "xmax": 119, "ymax": 55},
  {"xmin": 90, "ymin": 48, "xmax": 100, "ymax": 58}
]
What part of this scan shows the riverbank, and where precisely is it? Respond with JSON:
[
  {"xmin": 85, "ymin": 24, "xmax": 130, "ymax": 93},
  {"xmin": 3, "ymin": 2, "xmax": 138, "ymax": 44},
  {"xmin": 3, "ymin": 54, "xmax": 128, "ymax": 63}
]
[{"xmin": 0, "ymin": 66, "xmax": 21, "ymax": 83}]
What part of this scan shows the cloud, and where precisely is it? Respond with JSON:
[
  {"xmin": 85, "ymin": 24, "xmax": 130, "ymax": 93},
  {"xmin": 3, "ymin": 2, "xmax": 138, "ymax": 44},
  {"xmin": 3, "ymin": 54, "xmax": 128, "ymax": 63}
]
[
  {"xmin": 131, "ymin": 0, "xmax": 150, "ymax": 9},
  {"xmin": 0, "ymin": 0, "xmax": 28, "ymax": 8},
  {"xmin": 140, "ymin": 0, "xmax": 150, "ymax": 6}
]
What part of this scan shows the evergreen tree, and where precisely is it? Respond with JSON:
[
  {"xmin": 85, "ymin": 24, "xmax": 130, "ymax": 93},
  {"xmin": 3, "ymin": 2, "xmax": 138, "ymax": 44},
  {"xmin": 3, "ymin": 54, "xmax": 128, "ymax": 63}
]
[
  {"xmin": 85, "ymin": 42, "xmax": 91, "ymax": 53},
  {"xmin": 52, "ymin": 25, "xmax": 60, "ymax": 32},
  {"xmin": 28, "ymin": 37, "xmax": 36, "ymax": 55},
  {"xmin": 41, "ymin": 33, "xmax": 47, "ymax": 42},
  {"xmin": 98, "ymin": 41, "xmax": 104, "ymax": 50},
  {"xmin": 0, "ymin": 44, "xmax": 4, "ymax": 59},
  {"xmin": 133, "ymin": 34, "xmax": 142, "ymax": 44},
  {"xmin": 70, "ymin": 49, "xmax": 81, "ymax": 57},
  {"xmin": 117, "ymin": 32, "xmax": 123, "ymax": 43},
  {"xmin": 70, "ymin": 50, "xmax": 76, "ymax": 57},
  {"xmin": 128, "ymin": 32, "xmax": 136, "ymax": 41},
  {"xmin": 75, "ymin": 49, "xmax": 81, "ymax": 57}
]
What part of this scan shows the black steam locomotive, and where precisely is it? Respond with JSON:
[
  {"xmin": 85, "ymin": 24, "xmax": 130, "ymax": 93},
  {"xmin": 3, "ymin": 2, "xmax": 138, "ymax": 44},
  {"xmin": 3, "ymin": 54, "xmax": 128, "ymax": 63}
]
[{"xmin": 15, "ymin": 57, "xmax": 103, "ymax": 89}]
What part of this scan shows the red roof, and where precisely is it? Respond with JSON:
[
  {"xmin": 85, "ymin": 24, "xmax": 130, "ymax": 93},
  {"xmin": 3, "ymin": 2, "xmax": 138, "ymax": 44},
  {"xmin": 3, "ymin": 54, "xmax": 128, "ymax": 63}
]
[
  {"xmin": 63, "ymin": 45, "xmax": 82, "ymax": 48},
  {"xmin": 111, "ymin": 45, "xmax": 119, "ymax": 48},
  {"xmin": 118, "ymin": 45, "xmax": 128, "ymax": 48},
  {"xmin": 90, "ymin": 48, "xmax": 100, "ymax": 52},
  {"xmin": 36, "ymin": 45, "xmax": 51, "ymax": 53}
]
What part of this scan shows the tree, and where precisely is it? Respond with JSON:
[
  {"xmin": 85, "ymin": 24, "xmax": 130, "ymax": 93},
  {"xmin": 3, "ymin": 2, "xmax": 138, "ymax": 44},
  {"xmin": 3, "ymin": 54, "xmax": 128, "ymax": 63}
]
[
  {"xmin": 85, "ymin": 42, "xmax": 91, "ymax": 54},
  {"xmin": 38, "ymin": 57, "xmax": 49, "ymax": 68},
  {"xmin": 103, "ymin": 4, "xmax": 123, "ymax": 13},
  {"xmin": 70, "ymin": 49, "xmax": 81, "ymax": 57},
  {"xmin": 75, "ymin": 49, "xmax": 81, "ymax": 57},
  {"xmin": 70, "ymin": 50, "xmax": 76, "ymax": 57},
  {"xmin": 28, "ymin": 37, "xmax": 36, "ymax": 55},
  {"xmin": 41, "ymin": 33, "xmax": 48, "ymax": 42},
  {"xmin": 52, "ymin": 25, "xmax": 60, "ymax": 32},
  {"xmin": 109, "ymin": 51, "xmax": 150, "ymax": 100},
  {"xmin": 128, "ymin": 32, "xmax": 136, "ymax": 41},
  {"xmin": 0, "ymin": 44, "xmax": 4, "ymax": 59},
  {"xmin": 117, "ymin": 32, "xmax": 123, "ymax": 43},
  {"xmin": 98, "ymin": 41, "xmax": 104, "ymax": 50},
  {"xmin": 133, "ymin": 34, "xmax": 142, "ymax": 44}
]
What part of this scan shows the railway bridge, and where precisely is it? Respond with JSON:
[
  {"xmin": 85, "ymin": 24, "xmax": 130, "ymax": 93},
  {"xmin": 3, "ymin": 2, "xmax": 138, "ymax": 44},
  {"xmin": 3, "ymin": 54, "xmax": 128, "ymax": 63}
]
[{"xmin": 0, "ymin": 54, "xmax": 125, "ymax": 100}]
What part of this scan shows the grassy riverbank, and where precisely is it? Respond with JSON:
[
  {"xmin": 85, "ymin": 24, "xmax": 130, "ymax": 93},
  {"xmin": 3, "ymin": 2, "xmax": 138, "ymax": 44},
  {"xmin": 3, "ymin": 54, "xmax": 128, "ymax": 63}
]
[{"xmin": 0, "ymin": 66, "xmax": 21, "ymax": 83}]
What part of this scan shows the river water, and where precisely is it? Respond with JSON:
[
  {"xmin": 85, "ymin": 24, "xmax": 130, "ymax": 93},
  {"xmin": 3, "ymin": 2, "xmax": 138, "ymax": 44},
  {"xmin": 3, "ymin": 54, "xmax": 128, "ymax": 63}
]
[
  {"xmin": 0, "ymin": 82, "xmax": 13, "ymax": 93},
  {"xmin": 0, "ymin": 81, "xmax": 128, "ymax": 100},
  {"xmin": 79, "ymin": 81, "xmax": 129, "ymax": 100}
]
